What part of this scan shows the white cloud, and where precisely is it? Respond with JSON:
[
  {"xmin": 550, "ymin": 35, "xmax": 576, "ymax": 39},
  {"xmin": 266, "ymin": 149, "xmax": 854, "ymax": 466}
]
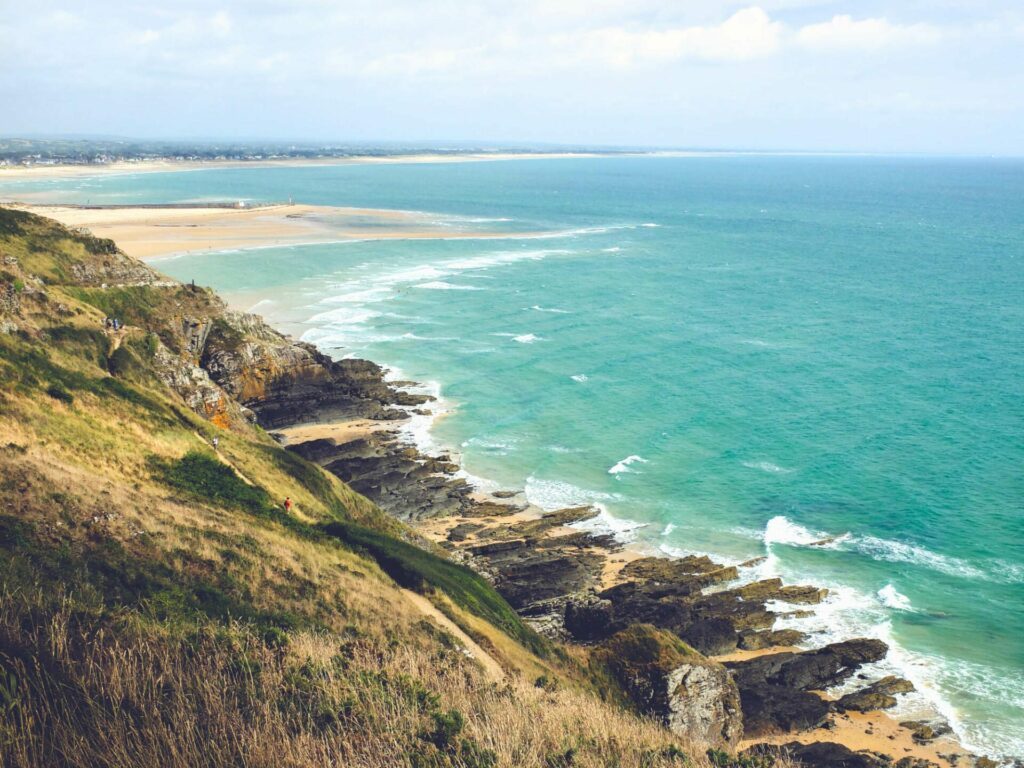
[
  {"xmin": 557, "ymin": 7, "xmax": 782, "ymax": 68},
  {"xmin": 362, "ymin": 47, "xmax": 476, "ymax": 76},
  {"xmin": 796, "ymin": 15, "xmax": 943, "ymax": 50},
  {"xmin": 209, "ymin": 11, "xmax": 232, "ymax": 36}
]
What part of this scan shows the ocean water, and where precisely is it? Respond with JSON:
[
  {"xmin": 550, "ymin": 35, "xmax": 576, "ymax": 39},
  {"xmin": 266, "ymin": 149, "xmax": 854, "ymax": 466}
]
[{"xmin": 4, "ymin": 156, "xmax": 1022, "ymax": 759}]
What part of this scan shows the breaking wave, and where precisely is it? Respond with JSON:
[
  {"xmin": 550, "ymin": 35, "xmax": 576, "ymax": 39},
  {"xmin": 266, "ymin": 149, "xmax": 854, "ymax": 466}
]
[{"xmin": 608, "ymin": 454, "xmax": 649, "ymax": 475}]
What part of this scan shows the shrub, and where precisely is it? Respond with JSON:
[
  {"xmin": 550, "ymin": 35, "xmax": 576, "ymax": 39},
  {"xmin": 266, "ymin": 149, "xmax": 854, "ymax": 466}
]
[
  {"xmin": 150, "ymin": 450, "xmax": 275, "ymax": 514},
  {"xmin": 107, "ymin": 345, "xmax": 142, "ymax": 378},
  {"xmin": 45, "ymin": 383, "xmax": 73, "ymax": 404},
  {"xmin": 423, "ymin": 708, "xmax": 464, "ymax": 750}
]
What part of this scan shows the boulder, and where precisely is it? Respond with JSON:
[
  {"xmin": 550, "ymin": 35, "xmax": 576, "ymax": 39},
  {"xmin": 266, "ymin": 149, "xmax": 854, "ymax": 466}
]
[
  {"xmin": 737, "ymin": 629, "xmax": 806, "ymax": 651},
  {"xmin": 836, "ymin": 676, "xmax": 915, "ymax": 712},
  {"xmin": 593, "ymin": 625, "xmax": 743, "ymax": 748},
  {"xmin": 737, "ymin": 684, "xmax": 832, "ymax": 735}
]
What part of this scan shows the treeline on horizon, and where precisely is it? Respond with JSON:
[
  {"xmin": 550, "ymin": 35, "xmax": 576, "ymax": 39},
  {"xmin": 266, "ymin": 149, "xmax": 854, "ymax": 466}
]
[{"xmin": 0, "ymin": 137, "xmax": 636, "ymax": 165}]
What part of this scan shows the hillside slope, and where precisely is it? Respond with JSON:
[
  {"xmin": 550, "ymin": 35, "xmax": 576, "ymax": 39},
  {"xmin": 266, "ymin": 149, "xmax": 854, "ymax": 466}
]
[{"xmin": 0, "ymin": 207, "xmax": 783, "ymax": 768}]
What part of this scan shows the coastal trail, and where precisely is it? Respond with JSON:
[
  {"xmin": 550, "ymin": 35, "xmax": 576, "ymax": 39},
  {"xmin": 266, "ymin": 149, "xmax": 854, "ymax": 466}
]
[{"xmin": 400, "ymin": 588, "xmax": 506, "ymax": 682}]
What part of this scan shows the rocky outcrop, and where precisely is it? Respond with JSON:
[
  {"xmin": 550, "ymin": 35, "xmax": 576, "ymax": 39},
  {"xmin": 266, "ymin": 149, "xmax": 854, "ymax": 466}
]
[
  {"xmin": 750, "ymin": 741, "xmax": 928, "ymax": 768},
  {"xmin": 738, "ymin": 628, "xmax": 807, "ymax": 650},
  {"xmin": 593, "ymin": 625, "xmax": 743, "ymax": 748},
  {"xmin": 0, "ymin": 279, "xmax": 20, "ymax": 317},
  {"xmin": 290, "ymin": 432, "xmax": 474, "ymax": 521},
  {"xmin": 562, "ymin": 575, "xmax": 823, "ymax": 656},
  {"xmin": 836, "ymin": 676, "xmax": 915, "ymax": 712},
  {"xmin": 67, "ymin": 247, "xmax": 159, "ymax": 287},
  {"xmin": 200, "ymin": 312, "xmax": 428, "ymax": 429},
  {"xmin": 726, "ymin": 639, "xmax": 889, "ymax": 737},
  {"xmin": 151, "ymin": 343, "xmax": 252, "ymax": 428}
]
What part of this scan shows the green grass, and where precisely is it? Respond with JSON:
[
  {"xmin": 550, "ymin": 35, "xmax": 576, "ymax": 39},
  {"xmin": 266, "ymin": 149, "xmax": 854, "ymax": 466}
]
[
  {"xmin": 321, "ymin": 520, "xmax": 549, "ymax": 657},
  {"xmin": 150, "ymin": 450, "xmax": 276, "ymax": 513},
  {"xmin": 0, "ymin": 333, "xmax": 172, "ymax": 418},
  {"xmin": 149, "ymin": 450, "xmax": 320, "ymax": 541},
  {"xmin": 0, "ymin": 206, "xmax": 116, "ymax": 284}
]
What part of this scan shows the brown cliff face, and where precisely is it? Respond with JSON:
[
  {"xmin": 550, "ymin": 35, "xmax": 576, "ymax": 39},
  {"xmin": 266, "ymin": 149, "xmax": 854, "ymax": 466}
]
[{"xmin": 198, "ymin": 312, "xmax": 426, "ymax": 430}]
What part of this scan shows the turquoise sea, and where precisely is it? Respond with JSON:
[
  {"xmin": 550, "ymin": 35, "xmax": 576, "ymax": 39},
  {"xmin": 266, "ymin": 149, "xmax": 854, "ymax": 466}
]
[{"xmin": 4, "ymin": 156, "xmax": 1022, "ymax": 759}]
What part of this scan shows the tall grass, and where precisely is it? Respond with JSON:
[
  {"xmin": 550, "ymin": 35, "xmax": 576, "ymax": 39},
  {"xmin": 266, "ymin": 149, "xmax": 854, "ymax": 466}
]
[{"xmin": 0, "ymin": 590, "xmax": 792, "ymax": 768}]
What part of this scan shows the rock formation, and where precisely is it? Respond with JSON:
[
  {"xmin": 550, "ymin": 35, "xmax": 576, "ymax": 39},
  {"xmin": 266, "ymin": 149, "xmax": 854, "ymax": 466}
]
[{"xmin": 593, "ymin": 625, "xmax": 743, "ymax": 748}]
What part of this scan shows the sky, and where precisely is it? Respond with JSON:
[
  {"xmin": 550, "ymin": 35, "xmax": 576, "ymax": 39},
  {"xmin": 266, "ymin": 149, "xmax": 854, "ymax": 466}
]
[{"xmin": 2, "ymin": 1, "xmax": 1023, "ymax": 154}]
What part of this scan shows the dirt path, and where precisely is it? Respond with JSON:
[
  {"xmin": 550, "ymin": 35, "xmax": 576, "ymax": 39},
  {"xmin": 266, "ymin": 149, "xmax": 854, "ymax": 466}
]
[{"xmin": 400, "ymin": 589, "xmax": 505, "ymax": 682}]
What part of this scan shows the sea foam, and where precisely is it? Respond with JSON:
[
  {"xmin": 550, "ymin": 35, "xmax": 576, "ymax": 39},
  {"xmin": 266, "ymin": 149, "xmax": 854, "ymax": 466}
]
[{"xmin": 608, "ymin": 454, "xmax": 649, "ymax": 475}]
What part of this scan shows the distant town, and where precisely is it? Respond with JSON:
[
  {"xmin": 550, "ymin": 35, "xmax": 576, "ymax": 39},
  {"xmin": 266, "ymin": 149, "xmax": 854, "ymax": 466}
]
[{"xmin": 0, "ymin": 137, "xmax": 628, "ymax": 167}]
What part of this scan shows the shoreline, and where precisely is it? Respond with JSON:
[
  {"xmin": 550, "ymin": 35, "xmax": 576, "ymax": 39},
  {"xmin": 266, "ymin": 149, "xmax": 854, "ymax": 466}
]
[{"xmin": 278, "ymin": 412, "xmax": 973, "ymax": 767}]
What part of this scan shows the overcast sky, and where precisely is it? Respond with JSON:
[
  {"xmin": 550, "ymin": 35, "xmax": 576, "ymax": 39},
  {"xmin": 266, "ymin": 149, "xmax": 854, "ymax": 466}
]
[{"xmin": 3, "ymin": 1, "xmax": 1023, "ymax": 154}]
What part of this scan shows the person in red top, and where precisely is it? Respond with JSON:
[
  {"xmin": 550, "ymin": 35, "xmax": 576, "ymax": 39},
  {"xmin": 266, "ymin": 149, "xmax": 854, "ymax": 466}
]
[{"xmin": 284, "ymin": 496, "xmax": 292, "ymax": 512}]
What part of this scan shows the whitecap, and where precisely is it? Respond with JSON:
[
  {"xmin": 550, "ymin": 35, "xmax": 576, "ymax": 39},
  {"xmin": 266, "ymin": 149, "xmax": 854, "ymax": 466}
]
[
  {"xmin": 608, "ymin": 455, "xmax": 649, "ymax": 475},
  {"xmin": 414, "ymin": 281, "xmax": 483, "ymax": 290},
  {"xmin": 640, "ymin": 222, "xmax": 660, "ymax": 228},
  {"xmin": 763, "ymin": 515, "xmax": 828, "ymax": 546},
  {"xmin": 877, "ymin": 584, "xmax": 915, "ymax": 612},
  {"xmin": 524, "ymin": 476, "xmax": 621, "ymax": 511},
  {"xmin": 570, "ymin": 374, "xmax": 589, "ymax": 383},
  {"xmin": 513, "ymin": 333, "xmax": 540, "ymax": 343},
  {"xmin": 528, "ymin": 305, "xmax": 570, "ymax": 313},
  {"xmin": 742, "ymin": 460, "xmax": 794, "ymax": 474},
  {"xmin": 661, "ymin": 523, "xmax": 677, "ymax": 536},
  {"xmin": 461, "ymin": 435, "xmax": 517, "ymax": 454},
  {"xmin": 852, "ymin": 536, "xmax": 989, "ymax": 582}
]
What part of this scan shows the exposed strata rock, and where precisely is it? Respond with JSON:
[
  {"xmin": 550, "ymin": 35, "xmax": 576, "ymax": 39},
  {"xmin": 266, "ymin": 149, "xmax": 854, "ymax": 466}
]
[
  {"xmin": 68, "ymin": 246, "xmax": 158, "ymax": 287},
  {"xmin": 594, "ymin": 625, "xmax": 743, "ymax": 748},
  {"xmin": 290, "ymin": 432, "xmax": 475, "ymax": 521},
  {"xmin": 836, "ymin": 676, "xmax": 915, "ymax": 712},
  {"xmin": 620, "ymin": 554, "xmax": 729, "ymax": 582},
  {"xmin": 567, "ymin": 575, "xmax": 822, "ymax": 656},
  {"xmin": 727, "ymin": 639, "xmax": 889, "ymax": 692}
]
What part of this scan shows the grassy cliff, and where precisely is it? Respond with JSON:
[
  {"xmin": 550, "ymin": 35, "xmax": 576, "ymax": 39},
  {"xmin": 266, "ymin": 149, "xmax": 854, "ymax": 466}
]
[{"xmin": 0, "ymin": 207, "xmax": 778, "ymax": 768}]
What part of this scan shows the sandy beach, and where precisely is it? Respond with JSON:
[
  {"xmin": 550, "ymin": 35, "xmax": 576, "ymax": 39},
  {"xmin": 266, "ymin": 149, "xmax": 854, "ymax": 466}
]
[{"xmin": 10, "ymin": 203, "xmax": 545, "ymax": 260}]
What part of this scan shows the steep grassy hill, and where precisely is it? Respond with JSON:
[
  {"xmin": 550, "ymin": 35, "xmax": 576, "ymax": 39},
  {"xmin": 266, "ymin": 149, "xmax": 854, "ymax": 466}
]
[{"xmin": 0, "ymin": 208, "xmax": 779, "ymax": 768}]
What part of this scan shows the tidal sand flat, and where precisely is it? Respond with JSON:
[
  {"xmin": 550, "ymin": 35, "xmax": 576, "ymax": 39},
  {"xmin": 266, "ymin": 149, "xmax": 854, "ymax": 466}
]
[{"xmin": 15, "ymin": 202, "xmax": 545, "ymax": 260}]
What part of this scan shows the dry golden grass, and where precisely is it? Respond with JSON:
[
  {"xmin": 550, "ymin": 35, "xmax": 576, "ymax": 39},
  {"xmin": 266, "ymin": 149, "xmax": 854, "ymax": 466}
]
[{"xmin": 0, "ymin": 589, "xmax": 798, "ymax": 768}]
